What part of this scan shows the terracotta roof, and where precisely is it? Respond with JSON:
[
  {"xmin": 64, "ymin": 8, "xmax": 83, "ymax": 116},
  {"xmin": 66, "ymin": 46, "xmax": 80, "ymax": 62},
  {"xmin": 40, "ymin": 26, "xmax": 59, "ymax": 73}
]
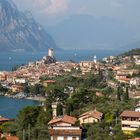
[
  {"xmin": 118, "ymin": 78, "xmax": 130, "ymax": 81},
  {"xmin": 79, "ymin": 110, "xmax": 103, "ymax": 120},
  {"xmin": 129, "ymin": 138, "xmax": 140, "ymax": 140},
  {"xmin": 120, "ymin": 111, "xmax": 140, "ymax": 118},
  {"xmin": 49, "ymin": 129, "xmax": 81, "ymax": 136},
  {"xmin": 0, "ymin": 117, "xmax": 10, "ymax": 122},
  {"xmin": 6, "ymin": 136, "xmax": 19, "ymax": 140},
  {"xmin": 44, "ymin": 80, "xmax": 56, "ymax": 83},
  {"xmin": 48, "ymin": 115, "xmax": 77, "ymax": 125}
]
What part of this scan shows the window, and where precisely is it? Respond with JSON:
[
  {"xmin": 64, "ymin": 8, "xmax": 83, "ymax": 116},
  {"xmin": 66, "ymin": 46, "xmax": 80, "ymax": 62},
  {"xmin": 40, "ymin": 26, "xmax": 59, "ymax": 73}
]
[
  {"xmin": 72, "ymin": 137, "xmax": 76, "ymax": 140},
  {"xmin": 53, "ymin": 136, "xmax": 57, "ymax": 140},
  {"xmin": 64, "ymin": 137, "xmax": 67, "ymax": 140}
]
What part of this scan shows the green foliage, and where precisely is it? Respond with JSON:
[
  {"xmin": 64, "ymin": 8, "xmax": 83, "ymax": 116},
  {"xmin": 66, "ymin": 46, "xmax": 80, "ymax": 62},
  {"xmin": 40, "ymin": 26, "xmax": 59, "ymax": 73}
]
[
  {"xmin": 16, "ymin": 106, "xmax": 40, "ymax": 129},
  {"xmin": 46, "ymin": 85, "xmax": 68, "ymax": 104},
  {"xmin": 122, "ymin": 48, "xmax": 140, "ymax": 56},
  {"xmin": 133, "ymin": 127, "xmax": 140, "ymax": 137},
  {"xmin": 56, "ymin": 103, "xmax": 63, "ymax": 116},
  {"xmin": 123, "ymin": 86, "xmax": 129, "ymax": 102},
  {"xmin": 117, "ymin": 86, "xmax": 121, "ymax": 101},
  {"xmin": 31, "ymin": 84, "xmax": 46, "ymax": 96},
  {"xmin": 0, "ymin": 84, "xmax": 8, "ymax": 93},
  {"xmin": 65, "ymin": 100, "xmax": 74, "ymax": 115}
]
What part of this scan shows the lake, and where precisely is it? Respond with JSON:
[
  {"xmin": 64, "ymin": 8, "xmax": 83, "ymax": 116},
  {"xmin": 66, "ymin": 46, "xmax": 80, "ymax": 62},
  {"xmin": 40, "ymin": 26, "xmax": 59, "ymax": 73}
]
[{"xmin": 0, "ymin": 96, "xmax": 39, "ymax": 118}]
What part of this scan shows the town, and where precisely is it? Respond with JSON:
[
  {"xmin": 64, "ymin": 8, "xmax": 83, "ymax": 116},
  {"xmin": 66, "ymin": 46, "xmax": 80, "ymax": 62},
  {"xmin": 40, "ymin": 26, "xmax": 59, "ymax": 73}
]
[{"xmin": 0, "ymin": 48, "xmax": 140, "ymax": 140}]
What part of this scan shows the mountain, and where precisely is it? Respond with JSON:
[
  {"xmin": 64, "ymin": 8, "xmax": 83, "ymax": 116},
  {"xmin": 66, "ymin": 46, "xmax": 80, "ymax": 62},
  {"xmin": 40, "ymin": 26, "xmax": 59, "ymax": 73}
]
[
  {"xmin": 0, "ymin": 0, "xmax": 58, "ymax": 52},
  {"xmin": 121, "ymin": 48, "xmax": 140, "ymax": 56},
  {"xmin": 47, "ymin": 15, "xmax": 136, "ymax": 50},
  {"xmin": 120, "ymin": 41, "xmax": 140, "ymax": 52}
]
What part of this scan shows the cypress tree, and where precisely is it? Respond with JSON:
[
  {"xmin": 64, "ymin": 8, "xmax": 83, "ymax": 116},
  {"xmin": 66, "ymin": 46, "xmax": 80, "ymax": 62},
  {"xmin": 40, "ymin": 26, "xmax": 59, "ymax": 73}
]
[
  {"xmin": 56, "ymin": 103, "xmax": 63, "ymax": 116},
  {"xmin": 117, "ymin": 86, "xmax": 121, "ymax": 101},
  {"xmin": 123, "ymin": 86, "xmax": 129, "ymax": 102}
]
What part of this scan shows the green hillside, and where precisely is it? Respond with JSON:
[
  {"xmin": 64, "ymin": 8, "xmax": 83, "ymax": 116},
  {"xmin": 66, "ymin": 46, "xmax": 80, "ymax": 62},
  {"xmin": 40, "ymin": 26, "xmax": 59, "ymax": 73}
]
[{"xmin": 122, "ymin": 48, "xmax": 140, "ymax": 56}]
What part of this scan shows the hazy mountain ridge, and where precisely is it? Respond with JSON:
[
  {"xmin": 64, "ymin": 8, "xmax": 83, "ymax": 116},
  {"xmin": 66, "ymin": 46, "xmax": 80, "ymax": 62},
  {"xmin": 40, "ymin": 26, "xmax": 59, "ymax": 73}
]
[
  {"xmin": 121, "ymin": 48, "xmax": 140, "ymax": 56},
  {"xmin": 47, "ymin": 15, "xmax": 138, "ymax": 50},
  {"xmin": 0, "ymin": 0, "xmax": 58, "ymax": 52}
]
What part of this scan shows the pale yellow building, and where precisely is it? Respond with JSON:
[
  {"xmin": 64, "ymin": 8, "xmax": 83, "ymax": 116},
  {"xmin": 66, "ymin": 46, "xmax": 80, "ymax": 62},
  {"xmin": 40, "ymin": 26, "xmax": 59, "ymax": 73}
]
[
  {"xmin": 120, "ymin": 110, "xmax": 140, "ymax": 134},
  {"xmin": 79, "ymin": 109, "xmax": 103, "ymax": 125}
]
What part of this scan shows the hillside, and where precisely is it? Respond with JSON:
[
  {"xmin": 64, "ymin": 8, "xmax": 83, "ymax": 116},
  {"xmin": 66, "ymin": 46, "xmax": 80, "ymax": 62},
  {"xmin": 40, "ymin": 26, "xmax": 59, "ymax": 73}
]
[
  {"xmin": 121, "ymin": 48, "xmax": 140, "ymax": 56},
  {"xmin": 0, "ymin": 0, "xmax": 58, "ymax": 52}
]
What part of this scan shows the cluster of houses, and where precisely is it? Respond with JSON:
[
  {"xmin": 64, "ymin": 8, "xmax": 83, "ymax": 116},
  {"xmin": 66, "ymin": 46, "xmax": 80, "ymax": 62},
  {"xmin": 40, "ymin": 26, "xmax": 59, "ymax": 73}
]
[
  {"xmin": 48, "ymin": 101, "xmax": 140, "ymax": 140},
  {"xmin": 0, "ymin": 50, "xmax": 100, "ymax": 95},
  {"xmin": 48, "ymin": 107, "xmax": 103, "ymax": 140},
  {"xmin": 0, "ymin": 105, "xmax": 140, "ymax": 140}
]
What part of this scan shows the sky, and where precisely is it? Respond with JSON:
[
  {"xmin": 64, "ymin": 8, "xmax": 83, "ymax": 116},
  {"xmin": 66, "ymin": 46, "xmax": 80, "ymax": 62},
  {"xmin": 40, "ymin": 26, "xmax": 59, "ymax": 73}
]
[
  {"xmin": 12, "ymin": 0, "xmax": 140, "ymax": 27},
  {"xmin": 11, "ymin": 0, "xmax": 140, "ymax": 50}
]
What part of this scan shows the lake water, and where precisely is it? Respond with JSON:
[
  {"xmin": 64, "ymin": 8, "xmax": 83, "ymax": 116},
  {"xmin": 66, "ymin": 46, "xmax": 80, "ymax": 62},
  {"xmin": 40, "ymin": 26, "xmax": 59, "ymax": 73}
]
[
  {"xmin": 0, "ymin": 96, "xmax": 39, "ymax": 118},
  {"xmin": 0, "ymin": 50, "xmax": 122, "ymax": 71}
]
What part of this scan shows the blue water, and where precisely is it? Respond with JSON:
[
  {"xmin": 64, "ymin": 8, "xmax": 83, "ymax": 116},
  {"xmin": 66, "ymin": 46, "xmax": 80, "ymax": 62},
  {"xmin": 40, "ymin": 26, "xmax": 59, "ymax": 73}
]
[
  {"xmin": 0, "ymin": 50, "xmax": 122, "ymax": 71},
  {"xmin": 0, "ymin": 96, "xmax": 38, "ymax": 118}
]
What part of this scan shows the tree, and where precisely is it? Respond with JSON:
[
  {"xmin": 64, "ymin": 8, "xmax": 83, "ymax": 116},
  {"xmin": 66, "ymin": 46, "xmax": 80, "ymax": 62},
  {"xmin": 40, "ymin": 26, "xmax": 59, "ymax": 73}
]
[
  {"xmin": 123, "ymin": 86, "xmax": 129, "ymax": 102},
  {"xmin": 31, "ymin": 84, "xmax": 46, "ymax": 96},
  {"xmin": 87, "ymin": 122, "xmax": 112, "ymax": 140},
  {"xmin": 46, "ymin": 85, "xmax": 68, "ymax": 104},
  {"xmin": 12, "ymin": 106, "xmax": 40, "ymax": 140},
  {"xmin": 117, "ymin": 86, "xmax": 121, "ymax": 101},
  {"xmin": 56, "ymin": 103, "xmax": 63, "ymax": 116},
  {"xmin": 66, "ymin": 100, "xmax": 74, "ymax": 115}
]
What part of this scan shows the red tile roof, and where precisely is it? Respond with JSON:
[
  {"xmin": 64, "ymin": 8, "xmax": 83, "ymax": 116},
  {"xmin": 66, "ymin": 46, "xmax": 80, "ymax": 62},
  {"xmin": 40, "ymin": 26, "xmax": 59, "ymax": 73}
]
[
  {"xmin": 120, "ymin": 111, "xmax": 140, "ymax": 118},
  {"xmin": 6, "ymin": 136, "xmax": 19, "ymax": 140},
  {"xmin": 79, "ymin": 110, "xmax": 103, "ymax": 120},
  {"xmin": 48, "ymin": 115, "xmax": 77, "ymax": 125},
  {"xmin": 0, "ymin": 117, "xmax": 10, "ymax": 122},
  {"xmin": 129, "ymin": 138, "xmax": 140, "ymax": 140}
]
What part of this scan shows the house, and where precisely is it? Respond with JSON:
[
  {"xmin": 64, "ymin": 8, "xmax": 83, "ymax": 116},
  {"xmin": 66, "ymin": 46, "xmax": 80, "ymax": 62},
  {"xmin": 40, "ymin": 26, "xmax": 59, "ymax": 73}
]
[
  {"xmin": 49, "ymin": 126, "xmax": 82, "ymax": 140},
  {"xmin": 0, "ymin": 133, "xmax": 19, "ymax": 140},
  {"xmin": 0, "ymin": 72, "xmax": 7, "ymax": 81},
  {"xmin": 135, "ymin": 102, "xmax": 140, "ymax": 112},
  {"xmin": 117, "ymin": 77, "xmax": 130, "ymax": 84},
  {"xmin": 129, "ymin": 91, "xmax": 140, "ymax": 99},
  {"xmin": 43, "ymin": 80, "xmax": 56, "ymax": 87},
  {"xmin": 10, "ymin": 84, "xmax": 23, "ymax": 93},
  {"xmin": 130, "ymin": 78, "xmax": 140, "ymax": 86},
  {"xmin": 0, "ymin": 116, "xmax": 10, "ymax": 124},
  {"xmin": 48, "ymin": 115, "xmax": 77, "ymax": 127},
  {"xmin": 129, "ymin": 138, "xmax": 140, "ymax": 140},
  {"xmin": 79, "ymin": 109, "xmax": 103, "ymax": 125},
  {"xmin": 6, "ymin": 136, "xmax": 19, "ymax": 140},
  {"xmin": 48, "ymin": 115, "xmax": 82, "ymax": 140},
  {"xmin": 120, "ymin": 110, "xmax": 140, "ymax": 133}
]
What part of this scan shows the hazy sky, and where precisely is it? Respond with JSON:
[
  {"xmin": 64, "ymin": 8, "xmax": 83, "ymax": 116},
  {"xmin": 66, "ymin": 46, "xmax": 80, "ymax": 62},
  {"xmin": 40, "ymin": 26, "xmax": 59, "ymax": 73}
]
[{"xmin": 12, "ymin": 0, "xmax": 140, "ymax": 27}]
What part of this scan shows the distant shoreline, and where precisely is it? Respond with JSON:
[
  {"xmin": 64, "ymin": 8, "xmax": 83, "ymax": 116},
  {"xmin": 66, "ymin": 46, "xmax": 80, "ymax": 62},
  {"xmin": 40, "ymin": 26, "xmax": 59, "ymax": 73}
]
[{"xmin": 26, "ymin": 96, "xmax": 46, "ymax": 102}]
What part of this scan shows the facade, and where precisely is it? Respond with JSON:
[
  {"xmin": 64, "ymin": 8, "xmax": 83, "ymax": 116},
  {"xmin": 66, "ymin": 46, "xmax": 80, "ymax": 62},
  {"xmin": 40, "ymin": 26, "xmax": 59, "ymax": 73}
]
[
  {"xmin": 120, "ymin": 111, "xmax": 140, "ymax": 133},
  {"xmin": 43, "ymin": 80, "xmax": 56, "ymax": 87},
  {"xmin": 48, "ymin": 115, "xmax": 82, "ymax": 140},
  {"xmin": 79, "ymin": 109, "xmax": 103, "ymax": 125},
  {"xmin": 130, "ymin": 78, "xmax": 140, "ymax": 86},
  {"xmin": 49, "ymin": 126, "xmax": 82, "ymax": 140}
]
